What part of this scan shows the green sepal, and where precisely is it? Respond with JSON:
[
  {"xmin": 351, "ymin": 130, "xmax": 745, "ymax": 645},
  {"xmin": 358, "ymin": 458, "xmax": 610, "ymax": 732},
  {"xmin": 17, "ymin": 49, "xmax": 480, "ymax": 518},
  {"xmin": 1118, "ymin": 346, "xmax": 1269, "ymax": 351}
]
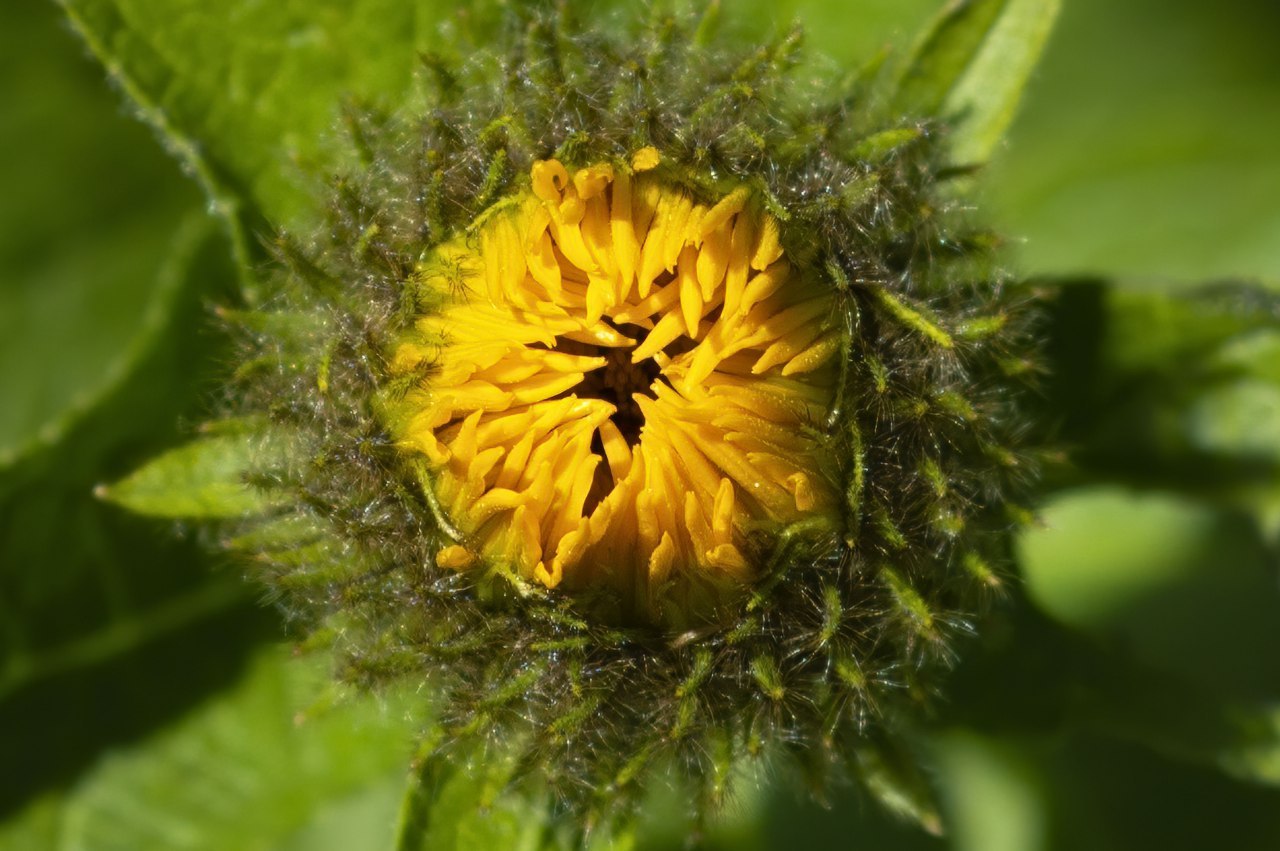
[
  {"xmin": 854, "ymin": 731, "xmax": 945, "ymax": 836},
  {"xmin": 98, "ymin": 420, "xmax": 291, "ymax": 519},
  {"xmin": 851, "ymin": 126, "xmax": 925, "ymax": 163}
]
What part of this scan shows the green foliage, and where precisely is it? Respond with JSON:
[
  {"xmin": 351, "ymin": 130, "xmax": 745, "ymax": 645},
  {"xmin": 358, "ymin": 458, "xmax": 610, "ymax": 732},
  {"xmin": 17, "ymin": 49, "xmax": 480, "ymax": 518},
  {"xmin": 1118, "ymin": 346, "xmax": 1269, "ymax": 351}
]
[
  {"xmin": 4, "ymin": 0, "xmax": 1278, "ymax": 849},
  {"xmin": 894, "ymin": 0, "xmax": 1061, "ymax": 164},
  {"xmin": 0, "ymin": 648, "xmax": 423, "ymax": 850},
  {"xmin": 1021, "ymin": 487, "xmax": 1280, "ymax": 700},
  {"xmin": 0, "ymin": 203, "xmax": 270, "ymax": 817},
  {"xmin": 1043, "ymin": 280, "xmax": 1280, "ymax": 537},
  {"xmin": 57, "ymin": 0, "xmax": 454, "ymax": 291},
  {"xmin": 982, "ymin": 0, "xmax": 1280, "ymax": 282},
  {"xmin": 0, "ymin": 1, "xmax": 200, "ymax": 458}
]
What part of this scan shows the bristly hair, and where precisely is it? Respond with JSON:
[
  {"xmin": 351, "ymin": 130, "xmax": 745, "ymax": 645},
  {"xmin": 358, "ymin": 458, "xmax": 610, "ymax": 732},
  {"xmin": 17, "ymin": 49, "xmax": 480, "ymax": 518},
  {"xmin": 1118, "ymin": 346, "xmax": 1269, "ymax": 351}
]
[{"xmin": 219, "ymin": 2, "xmax": 1042, "ymax": 839}]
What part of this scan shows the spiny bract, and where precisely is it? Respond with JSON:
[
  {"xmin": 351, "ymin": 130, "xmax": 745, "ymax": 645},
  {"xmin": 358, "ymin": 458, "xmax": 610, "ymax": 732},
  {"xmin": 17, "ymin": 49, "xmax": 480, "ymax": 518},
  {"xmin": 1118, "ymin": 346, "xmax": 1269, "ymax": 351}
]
[{"xmin": 224, "ymin": 4, "xmax": 1040, "ymax": 837}]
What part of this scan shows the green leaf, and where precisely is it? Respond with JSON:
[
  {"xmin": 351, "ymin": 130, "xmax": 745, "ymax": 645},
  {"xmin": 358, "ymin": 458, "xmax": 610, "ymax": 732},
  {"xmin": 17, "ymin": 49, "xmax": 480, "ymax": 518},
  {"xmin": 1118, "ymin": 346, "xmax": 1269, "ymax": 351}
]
[
  {"xmin": 737, "ymin": 0, "xmax": 940, "ymax": 69},
  {"xmin": 983, "ymin": 0, "xmax": 1280, "ymax": 283},
  {"xmin": 0, "ymin": 793, "xmax": 61, "ymax": 850},
  {"xmin": 1093, "ymin": 282, "xmax": 1280, "ymax": 373},
  {"xmin": 946, "ymin": 586, "xmax": 1280, "ymax": 791},
  {"xmin": 1040, "ymin": 280, "xmax": 1280, "ymax": 571},
  {"xmin": 0, "ymin": 211, "xmax": 272, "ymax": 816},
  {"xmin": 57, "ymin": 0, "xmax": 455, "ymax": 285},
  {"xmin": 0, "ymin": 1, "xmax": 204, "ymax": 462},
  {"xmin": 0, "ymin": 212, "xmax": 207, "ymax": 471},
  {"xmin": 931, "ymin": 732, "xmax": 1046, "ymax": 851},
  {"xmin": 895, "ymin": 0, "xmax": 1061, "ymax": 165},
  {"xmin": 99, "ymin": 426, "xmax": 290, "ymax": 520},
  {"xmin": 1, "ymin": 647, "xmax": 424, "ymax": 850},
  {"xmin": 1018, "ymin": 487, "xmax": 1280, "ymax": 700},
  {"xmin": 896, "ymin": 0, "xmax": 1004, "ymax": 115},
  {"xmin": 928, "ymin": 726, "xmax": 1280, "ymax": 851},
  {"xmin": 1041, "ymin": 280, "xmax": 1280, "ymax": 501}
]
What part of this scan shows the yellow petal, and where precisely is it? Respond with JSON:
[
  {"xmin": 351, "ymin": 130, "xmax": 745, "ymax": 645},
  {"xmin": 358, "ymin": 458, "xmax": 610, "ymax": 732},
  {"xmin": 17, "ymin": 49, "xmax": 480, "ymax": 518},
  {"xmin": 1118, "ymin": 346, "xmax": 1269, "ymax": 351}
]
[
  {"xmin": 532, "ymin": 159, "xmax": 569, "ymax": 202},
  {"xmin": 696, "ymin": 222, "xmax": 731, "ymax": 302},
  {"xmin": 630, "ymin": 308, "xmax": 686, "ymax": 362},
  {"xmin": 647, "ymin": 532, "xmax": 677, "ymax": 586},
  {"xmin": 631, "ymin": 146, "xmax": 661, "ymax": 172},
  {"xmin": 700, "ymin": 187, "xmax": 749, "ymax": 238},
  {"xmin": 527, "ymin": 231, "xmax": 563, "ymax": 297},
  {"xmin": 722, "ymin": 210, "xmax": 756, "ymax": 322},
  {"xmin": 436, "ymin": 546, "xmax": 475, "ymax": 571},
  {"xmin": 573, "ymin": 163, "xmax": 614, "ymax": 199},
  {"xmin": 677, "ymin": 245, "xmax": 704, "ymax": 337},
  {"xmin": 597, "ymin": 417, "xmax": 634, "ymax": 482},
  {"xmin": 781, "ymin": 333, "xmax": 842, "ymax": 376},
  {"xmin": 706, "ymin": 543, "xmax": 751, "ymax": 579},
  {"xmin": 751, "ymin": 214, "xmax": 783, "ymax": 271},
  {"xmin": 610, "ymin": 169, "xmax": 639, "ymax": 300},
  {"xmin": 711, "ymin": 477, "xmax": 735, "ymax": 541}
]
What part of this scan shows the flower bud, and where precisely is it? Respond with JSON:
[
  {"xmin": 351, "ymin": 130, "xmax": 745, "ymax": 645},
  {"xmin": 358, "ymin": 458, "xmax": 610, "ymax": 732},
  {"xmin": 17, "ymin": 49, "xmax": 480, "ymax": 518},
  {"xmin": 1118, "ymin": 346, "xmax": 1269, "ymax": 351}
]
[{"xmin": 225, "ymin": 5, "xmax": 1041, "ymax": 836}]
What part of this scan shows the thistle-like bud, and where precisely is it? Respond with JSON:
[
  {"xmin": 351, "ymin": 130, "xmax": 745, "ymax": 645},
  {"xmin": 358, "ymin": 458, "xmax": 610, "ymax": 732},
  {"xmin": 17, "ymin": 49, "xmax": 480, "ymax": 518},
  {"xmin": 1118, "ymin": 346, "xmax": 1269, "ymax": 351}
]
[{"xmin": 169, "ymin": 5, "xmax": 1041, "ymax": 839}]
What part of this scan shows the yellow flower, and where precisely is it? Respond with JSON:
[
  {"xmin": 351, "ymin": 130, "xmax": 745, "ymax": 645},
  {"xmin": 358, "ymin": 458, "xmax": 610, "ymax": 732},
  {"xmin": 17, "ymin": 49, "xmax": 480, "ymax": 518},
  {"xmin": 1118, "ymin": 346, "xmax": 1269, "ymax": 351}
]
[
  {"xmin": 195, "ymin": 7, "xmax": 1044, "ymax": 831},
  {"xmin": 386, "ymin": 152, "xmax": 840, "ymax": 625}
]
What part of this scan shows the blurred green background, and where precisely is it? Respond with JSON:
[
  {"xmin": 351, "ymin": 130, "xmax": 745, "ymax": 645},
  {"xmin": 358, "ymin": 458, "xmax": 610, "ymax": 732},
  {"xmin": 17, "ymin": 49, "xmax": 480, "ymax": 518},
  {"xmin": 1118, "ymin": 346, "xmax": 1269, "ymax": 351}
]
[{"xmin": 2, "ymin": 0, "xmax": 1277, "ymax": 848}]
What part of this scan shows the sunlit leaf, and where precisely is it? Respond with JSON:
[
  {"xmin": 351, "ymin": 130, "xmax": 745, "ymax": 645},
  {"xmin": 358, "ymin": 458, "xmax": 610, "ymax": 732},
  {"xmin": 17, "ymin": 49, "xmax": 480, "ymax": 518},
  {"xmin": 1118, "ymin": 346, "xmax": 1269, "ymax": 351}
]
[
  {"xmin": 931, "ymin": 732, "xmax": 1046, "ymax": 851},
  {"xmin": 3, "ymin": 648, "xmax": 423, "ymax": 851},
  {"xmin": 1019, "ymin": 487, "xmax": 1280, "ymax": 699},
  {"xmin": 984, "ymin": 0, "xmax": 1280, "ymax": 283},
  {"xmin": 57, "ymin": 0, "xmax": 456, "ymax": 289},
  {"xmin": 0, "ymin": 2, "xmax": 202, "ymax": 461},
  {"xmin": 894, "ymin": 0, "xmax": 1061, "ymax": 165}
]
